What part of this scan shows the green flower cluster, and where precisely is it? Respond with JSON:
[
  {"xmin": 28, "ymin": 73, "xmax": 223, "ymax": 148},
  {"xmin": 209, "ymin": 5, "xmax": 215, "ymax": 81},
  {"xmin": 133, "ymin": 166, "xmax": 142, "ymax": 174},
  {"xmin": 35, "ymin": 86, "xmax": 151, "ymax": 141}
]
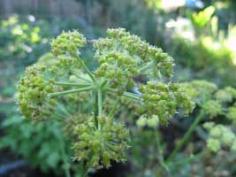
[
  {"xmin": 215, "ymin": 87, "xmax": 236, "ymax": 103},
  {"xmin": 70, "ymin": 116, "xmax": 129, "ymax": 168},
  {"xmin": 226, "ymin": 106, "xmax": 236, "ymax": 124},
  {"xmin": 106, "ymin": 28, "xmax": 174, "ymax": 77},
  {"xmin": 17, "ymin": 29, "xmax": 208, "ymax": 172},
  {"xmin": 94, "ymin": 28, "xmax": 174, "ymax": 90},
  {"xmin": 215, "ymin": 89, "xmax": 234, "ymax": 103},
  {"xmin": 224, "ymin": 87, "xmax": 236, "ymax": 98},
  {"xmin": 180, "ymin": 81, "xmax": 236, "ymax": 154},
  {"xmin": 204, "ymin": 122, "xmax": 236, "ymax": 152},
  {"xmin": 140, "ymin": 82, "xmax": 194, "ymax": 125},
  {"xmin": 38, "ymin": 52, "xmax": 81, "ymax": 68},
  {"xmin": 95, "ymin": 51, "xmax": 138, "ymax": 89},
  {"xmin": 180, "ymin": 80, "xmax": 218, "ymax": 104},
  {"xmin": 47, "ymin": 55, "xmax": 82, "ymax": 78},
  {"xmin": 17, "ymin": 54, "xmax": 85, "ymax": 121},
  {"xmin": 17, "ymin": 64, "xmax": 56, "ymax": 120},
  {"xmin": 202, "ymin": 100, "xmax": 222, "ymax": 118},
  {"xmin": 187, "ymin": 81, "xmax": 236, "ymax": 119},
  {"xmin": 181, "ymin": 81, "xmax": 236, "ymax": 121},
  {"xmin": 51, "ymin": 31, "xmax": 86, "ymax": 56}
]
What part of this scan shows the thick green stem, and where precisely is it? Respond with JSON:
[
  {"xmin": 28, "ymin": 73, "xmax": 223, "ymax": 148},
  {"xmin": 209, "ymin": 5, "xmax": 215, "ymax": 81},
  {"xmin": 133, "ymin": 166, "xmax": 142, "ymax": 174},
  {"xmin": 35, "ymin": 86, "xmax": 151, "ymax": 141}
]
[
  {"xmin": 166, "ymin": 111, "xmax": 205, "ymax": 162},
  {"xmin": 48, "ymin": 86, "xmax": 93, "ymax": 97}
]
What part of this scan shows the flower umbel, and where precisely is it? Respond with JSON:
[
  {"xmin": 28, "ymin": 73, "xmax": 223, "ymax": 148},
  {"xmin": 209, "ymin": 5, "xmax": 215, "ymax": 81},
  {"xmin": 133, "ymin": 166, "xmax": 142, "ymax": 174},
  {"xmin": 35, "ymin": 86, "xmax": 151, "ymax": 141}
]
[{"xmin": 70, "ymin": 116, "xmax": 129, "ymax": 168}]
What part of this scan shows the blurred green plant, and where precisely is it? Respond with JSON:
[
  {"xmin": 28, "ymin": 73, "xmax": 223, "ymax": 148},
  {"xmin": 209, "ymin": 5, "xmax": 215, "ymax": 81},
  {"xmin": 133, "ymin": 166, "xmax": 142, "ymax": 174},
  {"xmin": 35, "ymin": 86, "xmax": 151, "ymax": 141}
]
[
  {"xmin": 0, "ymin": 115, "xmax": 72, "ymax": 174},
  {"xmin": 0, "ymin": 15, "xmax": 48, "ymax": 64},
  {"xmin": 0, "ymin": 15, "xmax": 51, "ymax": 101},
  {"xmin": 164, "ymin": 6, "xmax": 236, "ymax": 87},
  {"xmin": 119, "ymin": 80, "xmax": 236, "ymax": 177},
  {"xmin": 164, "ymin": 80, "xmax": 236, "ymax": 176},
  {"xmin": 171, "ymin": 35, "xmax": 236, "ymax": 86},
  {"xmin": 190, "ymin": 6, "xmax": 215, "ymax": 34}
]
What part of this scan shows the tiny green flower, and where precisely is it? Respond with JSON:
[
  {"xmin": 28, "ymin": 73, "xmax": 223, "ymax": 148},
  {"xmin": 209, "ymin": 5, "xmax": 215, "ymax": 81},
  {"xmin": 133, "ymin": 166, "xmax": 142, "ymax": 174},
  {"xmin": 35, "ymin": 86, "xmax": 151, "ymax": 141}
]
[
  {"xmin": 51, "ymin": 31, "xmax": 86, "ymax": 56},
  {"xmin": 136, "ymin": 116, "xmax": 147, "ymax": 127},
  {"xmin": 146, "ymin": 115, "xmax": 159, "ymax": 128},
  {"xmin": 17, "ymin": 64, "xmax": 56, "ymax": 120},
  {"xmin": 203, "ymin": 100, "xmax": 222, "ymax": 118},
  {"xmin": 221, "ymin": 129, "xmax": 235, "ymax": 146},
  {"xmin": 70, "ymin": 116, "xmax": 129, "ymax": 168},
  {"xmin": 226, "ymin": 106, "xmax": 236, "ymax": 124},
  {"xmin": 215, "ymin": 89, "xmax": 233, "ymax": 103},
  {"xmin": 140, "ymin": 82, "xmax": 194, "ymax": 125},
  {"xmin": 209, "ymin": 126, "xmax": 222, "ymax": 138},
  {"xmin": 207, "ymin": 138, "xmax": 221, "ymax": 152}
]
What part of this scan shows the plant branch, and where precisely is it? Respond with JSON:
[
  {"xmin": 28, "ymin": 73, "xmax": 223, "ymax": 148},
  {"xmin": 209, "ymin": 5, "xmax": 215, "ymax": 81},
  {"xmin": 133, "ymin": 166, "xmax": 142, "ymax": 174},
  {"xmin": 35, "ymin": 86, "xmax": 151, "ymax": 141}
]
[
  {"xmin": 75, "ymin": 56, "xmax": 96, "ymax": 82},
  {"xmin": 48, "ymin": 86, "xmax": 93, "ymax": 97},
  {"xmin": 94, "ymin": 91, "xmax": 99, "ymax": 129},
  {"xmin": 98, "ymin": 88, "xmax": 103, "ymax": 116},
  {"xmin": 72, "ymin": 72, "xmax": 92, "ymax": 82},
  {"xmin": 123, "ymin": 91, "xmax": 143, "ymax": 101},
  {"xmin": 54, "ymin": 81, "xmax": 91, "ymax": 87}
]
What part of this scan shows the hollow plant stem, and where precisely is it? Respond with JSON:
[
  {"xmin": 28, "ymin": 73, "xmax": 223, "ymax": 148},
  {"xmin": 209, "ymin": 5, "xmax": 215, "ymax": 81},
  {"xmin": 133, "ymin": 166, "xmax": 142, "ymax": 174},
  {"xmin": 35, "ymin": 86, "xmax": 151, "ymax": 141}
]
[{"xmin": 166, "ymin": 111, "xmax": 205, "ymax": 162}]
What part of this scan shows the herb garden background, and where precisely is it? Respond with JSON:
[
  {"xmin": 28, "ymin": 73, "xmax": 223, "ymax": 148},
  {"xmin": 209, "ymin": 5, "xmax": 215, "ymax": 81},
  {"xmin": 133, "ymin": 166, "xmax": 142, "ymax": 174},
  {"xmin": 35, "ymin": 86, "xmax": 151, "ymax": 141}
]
[{"xmin": 1, "ymin": 0, "xmax": 236, "ymax": 177}]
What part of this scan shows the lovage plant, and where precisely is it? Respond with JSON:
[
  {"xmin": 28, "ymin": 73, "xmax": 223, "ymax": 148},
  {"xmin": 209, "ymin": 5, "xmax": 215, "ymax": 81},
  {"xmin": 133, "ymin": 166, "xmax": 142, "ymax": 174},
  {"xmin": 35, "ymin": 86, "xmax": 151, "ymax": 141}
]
[{"xmin": 16, "ymin": 28, "xmax": 194, "ymax": 176}]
